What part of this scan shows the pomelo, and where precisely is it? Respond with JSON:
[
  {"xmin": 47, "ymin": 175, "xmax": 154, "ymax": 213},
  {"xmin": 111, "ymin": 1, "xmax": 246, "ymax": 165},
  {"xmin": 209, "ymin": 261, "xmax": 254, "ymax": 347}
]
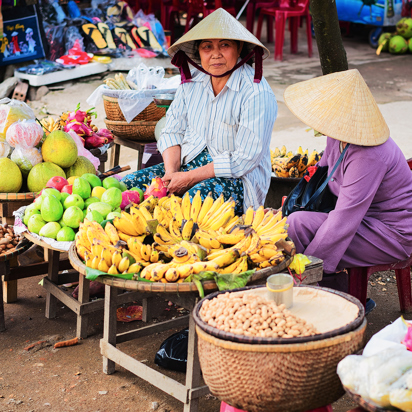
[
  {"xmin": 41, "ymin": 130, "xmax": 78, "ymax": 168},
  {"xmin": 27, "ymin": 162, "xmax": 66, "ymax": 193},
  {"xmin": 64, "ymin": 156, "xmax": 96, "ymax": 178},
  {"xmin": 41, "ymin": 195, "xmax": 64, "ymax": 222},
  {"xmin": 39, "ymin": 222, "xmax": 61, "ymax": 239},
  {"xmin": 0, "ymin": 157, "xmax": 23, "ymax": 193}
]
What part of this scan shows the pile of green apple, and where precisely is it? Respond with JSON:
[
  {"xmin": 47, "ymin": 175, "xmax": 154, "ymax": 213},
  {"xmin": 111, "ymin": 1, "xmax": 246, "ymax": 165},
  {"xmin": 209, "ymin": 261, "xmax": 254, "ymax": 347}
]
[{"xmin": 23, "ymin": 173, "xmax": 144, "ymax": 242}]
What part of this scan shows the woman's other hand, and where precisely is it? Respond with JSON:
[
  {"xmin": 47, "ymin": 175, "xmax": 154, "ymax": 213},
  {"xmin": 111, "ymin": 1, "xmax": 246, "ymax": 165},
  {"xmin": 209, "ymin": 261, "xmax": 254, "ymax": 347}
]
[{"xmin": 166, "ymin": 172, "xmax": 195, "ymax": 195}]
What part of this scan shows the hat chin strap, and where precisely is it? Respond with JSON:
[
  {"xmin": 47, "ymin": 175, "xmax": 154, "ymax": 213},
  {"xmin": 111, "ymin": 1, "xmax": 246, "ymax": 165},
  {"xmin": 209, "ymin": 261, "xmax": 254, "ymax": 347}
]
[{"xmin": 171, "ymin": 46, "xmax": 263, "ymax": 84}]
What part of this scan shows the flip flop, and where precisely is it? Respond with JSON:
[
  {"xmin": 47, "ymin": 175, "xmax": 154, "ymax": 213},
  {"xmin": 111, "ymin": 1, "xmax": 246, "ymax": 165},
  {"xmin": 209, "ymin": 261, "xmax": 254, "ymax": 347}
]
[
  {"xmin": 97, "ymin": 22, "xmax": 116, "ymax": 49},
  {"xmin": 131, "ymin": 26, "xmax": 162, "ymax": 52},
  {"xmin": 114, "ymin": 27, "xmax": 137, "ymax": 50},
  {"xmin": 81, "ymin": 23, "xmax": 107, "ymax": 49}
]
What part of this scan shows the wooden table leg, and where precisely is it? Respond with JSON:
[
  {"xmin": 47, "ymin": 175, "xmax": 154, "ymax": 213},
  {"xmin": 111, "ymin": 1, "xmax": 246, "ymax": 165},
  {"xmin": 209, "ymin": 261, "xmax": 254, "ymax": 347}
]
[
  {"xmin": 0, "ymin": 261, "xmax": 9, "ymax": 332},
  {"xmin": 103, "ymin": 284, "xmax": 118, "ymax": 374},
  {"xmin": 110, "ymin": 143, "xmax": 121, "ymax": 169},
  {"xmin": 137, "ymin": 143, "xmax": 144, "ymax": 171},
  {"xmin": 184, "ymin": 313, "xmax": 201, "ymax": 412},
  {"xmin": 76, "ymin": 274, "xmax": 90, "ymax": 339},
  {"xmin": 45, "ymin": 249, "xmax": 60, "ymax": 319}
]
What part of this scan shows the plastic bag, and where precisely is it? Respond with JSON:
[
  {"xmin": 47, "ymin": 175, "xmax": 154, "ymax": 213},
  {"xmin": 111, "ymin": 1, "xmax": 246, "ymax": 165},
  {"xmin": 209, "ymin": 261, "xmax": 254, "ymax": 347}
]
[
  {"xmin": 10, "ymin": 147, "xmax": 43, "ymax": 177},
  {"xmin": 44, "ymin": 23, "xmax": 67, "ymax": 61},
  {"xmin": 57, "ymin": 39, "xmax": 93, "ymax": 65},
  {"xmin": 67, "ymin": 0, "xmax": 81, "ymax": 18},
  {"xmin": 64, "ymin": 26, "xmax": 84, "ymax": 53},
  {"xmin": 66, "ymin": 130, "xmax": 100, "ymax": 170},
  {"xmin": 0, "ymin": 142, "xmax": 11, "ymax": 158},
  {"xmin": 154, "ymin": 329, "xmax": 188, "ymax": 372},
  {"xmin": 128, "ymin": 63, "xmax": 165, "ymax": 90},
  {"xmin": 6, "ymin": 119, "xmax": 43, "ymax": 149},
  {"xmin": 0, "ymin": 99, "xmax": 35, "ymax": 141}
]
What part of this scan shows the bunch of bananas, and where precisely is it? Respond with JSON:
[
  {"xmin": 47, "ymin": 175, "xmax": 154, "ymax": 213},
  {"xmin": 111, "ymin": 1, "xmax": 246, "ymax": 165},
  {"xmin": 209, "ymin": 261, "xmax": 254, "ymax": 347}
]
[
  {"xmin": 75, "ymin": 191, "xmax": 291, "ymax": 283},
  {"xmin": 271, "ymin": 146, "xmax": 322, "ymax": 178},
  {"xmin": 40, "ymin": 116, "xmax": 63, "ymax": 135},
  {"xmin": 103, "ymin": 73, "xmax": 138, "ymax": 90}
]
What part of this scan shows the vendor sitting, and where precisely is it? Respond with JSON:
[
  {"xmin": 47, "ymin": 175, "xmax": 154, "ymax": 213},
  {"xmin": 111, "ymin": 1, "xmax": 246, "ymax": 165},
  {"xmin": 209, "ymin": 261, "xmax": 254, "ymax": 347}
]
[
  {"xmin": 284, "ymin": 69, "xmax": 412, "ymax": 298},
  {"xmin": 122, "ymin": 8, "xmax": 277, "ymax": 213}
]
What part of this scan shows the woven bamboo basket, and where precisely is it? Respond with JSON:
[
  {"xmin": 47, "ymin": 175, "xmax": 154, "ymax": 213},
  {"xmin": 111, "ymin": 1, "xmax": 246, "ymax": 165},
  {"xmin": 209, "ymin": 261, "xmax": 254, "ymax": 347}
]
[
  {"xmin": 196, "ymin": 320, "xmax": 366, "ymax": 412},
  {"xmin": 104, "ymin": 118, "xmax": 157, "ymax": 142},
  {"xmin": 103, "ymin": 95, "xmax": 166, "ymax": 122}
]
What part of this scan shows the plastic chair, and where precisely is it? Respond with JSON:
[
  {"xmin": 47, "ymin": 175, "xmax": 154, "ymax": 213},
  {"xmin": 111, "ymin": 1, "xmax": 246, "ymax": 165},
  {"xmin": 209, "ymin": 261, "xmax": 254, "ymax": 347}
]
[
  {"xmin": 161, "ymin": 0, "xmax": 188, "ymax": 40},
  {"xmin": 256, "ymin": 0, "xmax": 312, "ymax": 61},
  {"xmin": 246, "ymin": 0, "xmax": 278, "ymax": 38}
]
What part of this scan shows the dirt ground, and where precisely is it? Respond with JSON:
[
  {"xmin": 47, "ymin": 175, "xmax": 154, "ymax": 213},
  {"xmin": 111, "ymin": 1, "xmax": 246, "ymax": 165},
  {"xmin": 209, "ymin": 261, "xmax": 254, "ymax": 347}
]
[{"xmin": 2, "ymin": 21, "xmax": 412, "ymax": 412}]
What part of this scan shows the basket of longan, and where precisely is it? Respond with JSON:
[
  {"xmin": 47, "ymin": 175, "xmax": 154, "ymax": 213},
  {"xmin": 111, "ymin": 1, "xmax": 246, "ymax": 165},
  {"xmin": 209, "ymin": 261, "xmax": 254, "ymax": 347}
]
[
  {"xmin": 193, "ymin": 285, "xmax": 367, "ymax": 412},
  {"xmin": 0, "ymin": 224, "xmax": 32, "ymax": 262}
]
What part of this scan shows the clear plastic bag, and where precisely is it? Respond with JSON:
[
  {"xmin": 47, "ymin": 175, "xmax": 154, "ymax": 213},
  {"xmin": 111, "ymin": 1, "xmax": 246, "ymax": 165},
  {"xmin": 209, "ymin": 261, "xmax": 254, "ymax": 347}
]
[
  {"xmin": 66, "ymin": 130, "xmax": 100, "ymax": 170},
  {"xmin": 133, "ymin": 9, "xmax": 168, "ymax": 52},
  {"xmin": 10, "ymin": 147, "xmax": 43, "ymax": 177},
  {"xmin": 6, "ymin": 119, "xmax": 43, "ymax": 149},
  {"xmin": 64, "ymin": 25, "xmax": 84, "ymax": 53},
  {"xmin": 0, "ymin": 142, "xmax": 11, "ymax": 158},
  {"xmin": 128, "ymin": 63, "xmax": 165, "ymax": 90},
  {"xmin": 0, "ymin": 99, "xmax": 35, "ymax": 141}
]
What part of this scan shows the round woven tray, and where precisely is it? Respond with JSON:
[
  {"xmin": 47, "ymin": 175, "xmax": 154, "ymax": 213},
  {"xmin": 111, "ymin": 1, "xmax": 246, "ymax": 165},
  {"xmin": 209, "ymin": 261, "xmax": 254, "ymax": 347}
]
[
  {"xmin": 24, "ymin": 231, "xmax": 71, "ymax": 253},
  {"xmin": 344, "ymin": 388, "xmax": 397, "ymax": 412},
  {"xmin": 193, "ymin": 285, "xmax": 365, "ymax": 345},
  {"xmin": 103, "ymin": 95, "xmax": 166, "ymax": 122},
  {"xmin": 0, "ymin": 192, "xmax": 37, "ymax": 202},
  {"xmin": 68, "ymin": 243, "xmax": 294, "ymax": 294},
  {"xmin": 0, "ymin": 236, "xmax": 32, "ymax": 262},
  {"xmin": 270, "ymin": 173, "xmax": 301, "ymax": 183},
  {"xmin": 104, "ymin": 118, "xmax": 157, "ymax": 142},
  {"xmin": 196, "ymin": 318, "xmax": 367, "ymax": 412}
]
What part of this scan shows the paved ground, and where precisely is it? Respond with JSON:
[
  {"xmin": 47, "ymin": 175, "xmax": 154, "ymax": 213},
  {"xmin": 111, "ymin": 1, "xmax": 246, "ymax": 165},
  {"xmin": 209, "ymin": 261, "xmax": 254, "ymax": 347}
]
[{"xmin": 2, "ymin": 21, "xmax": 412, "ymax": 412}]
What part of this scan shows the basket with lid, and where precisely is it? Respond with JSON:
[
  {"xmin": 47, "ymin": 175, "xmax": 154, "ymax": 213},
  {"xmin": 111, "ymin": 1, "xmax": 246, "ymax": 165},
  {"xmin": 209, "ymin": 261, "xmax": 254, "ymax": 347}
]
[{"xmin": 193, "ymin": 285, "xmax": 367, "ymax": 412}]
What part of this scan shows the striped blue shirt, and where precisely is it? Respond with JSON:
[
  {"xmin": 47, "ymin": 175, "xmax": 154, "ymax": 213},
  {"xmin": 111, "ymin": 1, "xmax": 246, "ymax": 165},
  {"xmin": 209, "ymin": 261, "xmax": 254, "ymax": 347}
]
[{"xmin": 158, "ymin": 63, "xmax": 277, "ymax": 211}]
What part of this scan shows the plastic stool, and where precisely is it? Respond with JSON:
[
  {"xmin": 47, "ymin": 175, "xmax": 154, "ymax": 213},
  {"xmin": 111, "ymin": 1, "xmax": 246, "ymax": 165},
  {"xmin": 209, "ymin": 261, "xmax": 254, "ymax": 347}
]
[{"xmin": 348, "ymin": 254, "xmax": 412, "ymax": 313}]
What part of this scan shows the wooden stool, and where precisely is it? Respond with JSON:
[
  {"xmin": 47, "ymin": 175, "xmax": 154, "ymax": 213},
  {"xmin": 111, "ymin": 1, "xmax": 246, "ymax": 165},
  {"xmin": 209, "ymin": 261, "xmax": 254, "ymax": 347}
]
[{"xmin": 110, "ymin": 135, "xmax": 155, "ymax": 171}]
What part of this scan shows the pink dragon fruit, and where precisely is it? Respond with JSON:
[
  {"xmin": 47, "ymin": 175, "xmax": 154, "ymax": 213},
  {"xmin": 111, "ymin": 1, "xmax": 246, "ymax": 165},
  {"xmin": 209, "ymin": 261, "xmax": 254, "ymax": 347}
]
[
  {"xmin": 144, "ymin": 178, "xmax": 168, "ymax": 199},
  {"xmin": 120, "ymin": 190, "xmax": 142, "ymax": 210},
  {"xmin": 84, "ymin": 133, "xmax": 107, "ymax": 149},
  {"xmin": 64, "ymin": 121, "xmax": 93, "ymax": 137},
  {"xmin": 401, "ymin": 316, "xmax": 412, "ymax": 351}
]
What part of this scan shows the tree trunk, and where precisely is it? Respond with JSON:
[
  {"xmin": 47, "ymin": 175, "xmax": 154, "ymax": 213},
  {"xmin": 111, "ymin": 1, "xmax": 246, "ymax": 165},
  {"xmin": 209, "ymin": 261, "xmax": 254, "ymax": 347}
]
[{"xmin": 311, "ymin": 0, "xmax": 348, "ymax": 75}]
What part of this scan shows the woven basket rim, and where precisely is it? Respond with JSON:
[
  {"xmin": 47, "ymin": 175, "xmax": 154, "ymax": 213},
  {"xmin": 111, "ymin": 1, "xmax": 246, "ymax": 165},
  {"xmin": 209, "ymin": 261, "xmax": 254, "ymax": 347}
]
[
  {"xmin": 102, "ymin": 95, "xmax": 119, "ymax": 103},
  {"xmin": 193, "ymin": 284, "xmax": 365, "ymax": 345},
  {"xmin": 196, "ymin": 318, "xmax": 367, "ymax": 353},
  {"xmin": 104, "ymin": 118, "xmax": 159, "ymax": 126}
]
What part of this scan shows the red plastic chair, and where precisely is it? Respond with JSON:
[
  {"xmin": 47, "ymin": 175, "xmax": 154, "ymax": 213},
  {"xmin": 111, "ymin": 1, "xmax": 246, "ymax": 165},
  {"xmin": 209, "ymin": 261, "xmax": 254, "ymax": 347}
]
[
  {"xmin": 348, "ymin": 158, "xmax": 412, "ymax": 313},
  {"xmin": 246, "ymin": 0, "xmax": 278, "ymax": 38},
  {"xmin": 255, "ymin": 0, "xmax": 312, "ymax": 61},
  {"xmin": 161, "ymin": 0, "xmax": 188, "ymax": 41}
]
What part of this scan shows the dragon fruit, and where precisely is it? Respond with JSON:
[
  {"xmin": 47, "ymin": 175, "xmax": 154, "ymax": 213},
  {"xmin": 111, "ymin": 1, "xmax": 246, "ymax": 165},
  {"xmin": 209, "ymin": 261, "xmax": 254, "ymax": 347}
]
[
  {"xmin": 120, "ymin": 190, "xmax": 142, "ymax": 210},
  {"xmin": 84, "ymin": 133, "xmax": 107, "ymax": 149},
  {"xmin": 144, "ymin": 177, "xmax": 167, "ymax": 199}
]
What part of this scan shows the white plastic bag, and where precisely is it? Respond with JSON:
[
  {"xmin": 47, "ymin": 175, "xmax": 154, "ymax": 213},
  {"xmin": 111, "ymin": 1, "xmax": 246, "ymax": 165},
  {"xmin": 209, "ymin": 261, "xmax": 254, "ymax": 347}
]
[
  {"xmin": 10, "ymin": 146, "xmax": 42, "ymax": 176},
  {"xmin": 363, "ymin": 317, "xmax": 411, "ymax": 357},
  {"xmin": 0, "ymin": 98, "xmax": 35, "ymax": 141}
]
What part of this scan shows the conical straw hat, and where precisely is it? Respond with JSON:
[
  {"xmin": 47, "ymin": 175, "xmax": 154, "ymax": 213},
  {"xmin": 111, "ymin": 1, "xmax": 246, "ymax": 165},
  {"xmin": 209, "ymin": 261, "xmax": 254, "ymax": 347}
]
[
  {"xmin": 168, "ymin": 8, "xmax": 269, "ymax": 64},
  {"xmin": 284, "ymin": 69, "xmax": 389, "ymax": 146}
]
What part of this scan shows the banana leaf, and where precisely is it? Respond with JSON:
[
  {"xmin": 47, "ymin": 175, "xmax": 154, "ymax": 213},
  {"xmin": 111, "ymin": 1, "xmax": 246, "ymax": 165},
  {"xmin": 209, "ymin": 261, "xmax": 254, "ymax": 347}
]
[
  {"xmin": 184, "ymin": 271, "xmax": 217, "ymax": 299},
  {"xmin": 214, "ymin": 270, "xmax": 256, "ymax": 292},
  {"xmin": 85, "ymin": 267, "xmax": 134, "ymax": 281}
]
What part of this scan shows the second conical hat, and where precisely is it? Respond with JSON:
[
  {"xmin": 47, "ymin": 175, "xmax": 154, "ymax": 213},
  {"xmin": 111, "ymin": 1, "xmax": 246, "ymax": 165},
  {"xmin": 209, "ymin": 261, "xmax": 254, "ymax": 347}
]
[
  {"xmin": 284, "ymin": 69, "xmax": 389, "ymax": 146},
  {"xmin": 167, "ymin": 8, "xmax": 269, "ymax": 64}
]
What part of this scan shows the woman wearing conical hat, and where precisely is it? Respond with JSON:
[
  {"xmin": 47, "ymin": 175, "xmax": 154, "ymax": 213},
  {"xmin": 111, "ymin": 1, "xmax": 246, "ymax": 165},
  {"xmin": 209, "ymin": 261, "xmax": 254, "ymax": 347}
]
[
  {"xmin": 285, "ymin": 69, "xmax": 412, "ymax": 308},
  {"xmin": 122, "ymin": 9, "xmax": 277, "ymax": 213}
]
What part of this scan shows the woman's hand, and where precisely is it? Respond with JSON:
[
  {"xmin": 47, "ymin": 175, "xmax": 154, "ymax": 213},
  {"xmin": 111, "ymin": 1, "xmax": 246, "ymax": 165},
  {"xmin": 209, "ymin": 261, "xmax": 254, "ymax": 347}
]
[{"xmin": 166, "ymin": 172, "xmax": 195, "ymax": 195}]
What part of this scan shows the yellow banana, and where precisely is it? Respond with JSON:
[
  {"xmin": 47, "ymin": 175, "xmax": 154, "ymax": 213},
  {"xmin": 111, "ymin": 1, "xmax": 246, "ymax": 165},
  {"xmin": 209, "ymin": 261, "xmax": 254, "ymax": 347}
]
[
  {"xmin": 257, "ymin": 210, "xmax": 283, "ymax": 233},
  {"xmin": 244, "ymin": 232, "xmax": 261, "ymax": 255},
  {"xmin": 153, "ymin": 232, "xmax": 175, "ymax": 246},
  {"xmin": 217, "ymin": 232, "xmax": 246, "ymax": 245},
  {"xmin": 175, "ymin": 263, "xmax": 194, "ymax": 279},
  {"xmin": 297, "ymin": 154, "xmax": 308, "ymax": 173},
  {"xmin": 150, "ymin": 248, "xmax": 159, "ymax": 263},
  {"xmin": 258, "ymin": 246, "xmax": 280, "ymax": 260},
  {"xmin": 127, "ymin": 238, "xmax": 143, "ymax": 259},
  {"xmin": 128, "ymin": 262, "xmax": 143, "ymax": 273},
  {"xmin": 181, "ymin": 218, "xmax": 194, "ymax": 241},
  {"xmin": 207, "ymin": 205, "xmax": 235, "ymax": 232},
  {"xmin": 108, "ymin": 264, "xmax": 119, "ymax": 274},
  {"xmin": 151, "ymin": 263, "xmax": 171, "ymax": 281},
  {"xmin": 113, "ymin": 217, "xmax": 139, "ymax": 236},
  {"xmin": 181, "ymin": 192, "xmax": 191, "ymax": 221},
  {"xmin": 104, "ymin": 222, "xmax": 120, "ymax": 244},
  {"xmin": 280, "ymin": 145, "xmax": 287, "ymax": 157},
  {"xmin": 258, "ymin": 217, "xmax": 287, "ymax": 236},
  {"xmin": 197, "ymin": 230, "xmax": 221, "ymax": 249},
  {"xmin": 200, "ymin": 193, "xmax": 224, "ymax": 227},
  {"xmin": 210, "ymin": 250, "xmax": 240, "ymax": 268},
  {"xmin": 248, "ymin": 253, "xmax": 268, "ymax": 264},
  {"xmin": 157, "ymin": 223, "xmax": 180, "ymax": 244},
  {"xmin": 170, "ymin": 195, "xmax": 184, "ymax": 225},
  {"xmin": 138, "ymin": 205, "xmax": 153, "ymax": 222},
  {"xmin": 257, "ymin": 260, "xmax": 272, "ymax": 269},
  {"xmin": 98, "ymin": 258, "xmax": 110, "ymax": 273},
  {"xmin": 197, "ymin": 192, "xmax": 214, "ymax": 225},
  {"xmin": 118, "ymin": 256, "xmax": 130, "ymax": 273},
  {"xmin": 225, "ymin": 215, "xmax": 241, "ymax": 232},
  {"xmin": 91, "ymin": 255, "xmax": 100, "ymax": 270},
  {"xmin": 268, "ymin": 253, "xmax": 285, "ymax": 266},
  {"xmin": 141, "ymin": 262, "xmax": 163, "ymax": 280},
  {"xmin": 252, "ymin": 206, "xmax": 265, "ymax": 230},
  {"xmin": 91, "ymin": 241, "xmax": 103, "ymax": 258},
  {"xmin": 297, "ymin": 146, "xmax": 303, "ymax": 155},
  {"xmin": 191, "ymin": 261, "xmax": 219, "ymax": 274},
  {"xmin": 101, "ymin": 248, "xmax": 113, "ymax": 267},
  {"xmin": 255, "ymin": 209, "xmax": 274, "ymax": 231},
  {"xmin": 153, "ymin": 206, "xmax": 164, "ymax": 224},
  {"xmin": 190, "ymin": 191, "xmax": 202, "ymax": 223},
  {"xmin": 232, "ymin": 234, "xmax": 253, "ymax": 255},
  {"xmin": 260, "ymin": 233, "xmax": 288, "ymax": 244},
  {"xmin": 141, "ymin": 244, "xmax": 151, "ymax": 262},
  {"xmin": 169, "ymin": 218, "xmax": 183, "ymax": 240},
  {"xmin": 76, "ymin": 245, "xmax": 89, "ymax": 261},
  {"xmin": 243, "ymin": 206, "xmax": 254, "ymax": 225},
  {"xmin": 85, "ymin": 253, "xmax": 93, "ymax": 268},
  {"xmin": 118, "ymin": 232, "xmax": 133, "ymax": 242},
  {"xmin": 165, "ymin": 267, "xmax": 179, "ymax": 282}
]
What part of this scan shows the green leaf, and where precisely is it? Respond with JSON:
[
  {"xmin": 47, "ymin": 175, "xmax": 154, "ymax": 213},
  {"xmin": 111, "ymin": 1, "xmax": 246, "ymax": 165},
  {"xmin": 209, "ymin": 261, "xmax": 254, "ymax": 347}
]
[
  {"xmin": 85, "ymin": 267, "xmax": 133, "ymax": 281},
  {"xmin": 100, "ymin": 219, "xmax": 114, "ymax": 229},
  {"xmin": 214, "ymin": 270, "xmax": 255, "ymax": 291}
]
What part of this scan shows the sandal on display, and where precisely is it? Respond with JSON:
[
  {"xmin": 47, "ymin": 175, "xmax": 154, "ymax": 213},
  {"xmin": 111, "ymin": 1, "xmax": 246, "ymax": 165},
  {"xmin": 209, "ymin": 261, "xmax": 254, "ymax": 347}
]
[
  {"xmin": 81, "ymin": 23, "xmax": 108, "ymax": 49},
  {"xmin": 97, "ymin": 22, "xmax": 116, "ymax": 49},
  {"xmin": 131, "ymin": 26, "xmax": 162, "ymax": 52},
  {"xmin": 114, "ymin": 27, "xmax": 137, "ymax": 50}
]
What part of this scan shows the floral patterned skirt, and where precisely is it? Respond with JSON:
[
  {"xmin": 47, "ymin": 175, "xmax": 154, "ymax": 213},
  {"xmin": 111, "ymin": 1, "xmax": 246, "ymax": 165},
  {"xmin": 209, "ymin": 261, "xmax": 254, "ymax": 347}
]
[{"xmin": 122, "ymin": 148, "xmax": 244, "ymax": 214}]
